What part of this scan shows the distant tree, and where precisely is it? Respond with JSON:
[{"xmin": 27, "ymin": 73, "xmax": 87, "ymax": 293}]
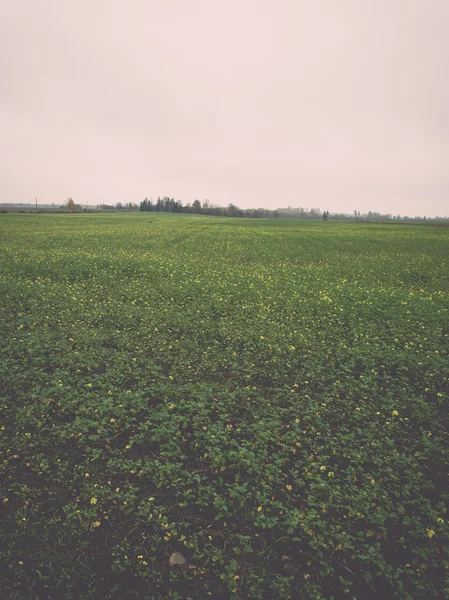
[
  {"xmin": 192, "ymin": 199, "xmax": 201, "ymax": 213},
  {"xmin": 227, "ymin": 203, "xmax": 241, "ymax": 217},
  {"xmin": 67, "ymin": 198, "xmax": 76, "ymax": 212},
  {"xmin": 323, "ymin": 210, "xmax": 329, "ymax": 220},
  {"xmin": 163, "ymin": 197, "xmax": 175, "ymax": 212}
]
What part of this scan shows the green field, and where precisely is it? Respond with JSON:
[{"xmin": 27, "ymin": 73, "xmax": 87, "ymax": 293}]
[{"xmin": 1, "ymin": 213, "xmax": 448, "ymax": 599}]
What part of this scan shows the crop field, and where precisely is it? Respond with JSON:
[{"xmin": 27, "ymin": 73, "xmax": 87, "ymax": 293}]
[{"xmin": 0, "ymin": 213, "xmax": 448, "ymax": 599}]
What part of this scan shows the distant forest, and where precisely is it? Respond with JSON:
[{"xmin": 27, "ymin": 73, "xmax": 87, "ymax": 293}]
[
  {"xmin": 1, "ymin": 198, "xmax": 448, "ymax": 222},
  {"xmin": 139, "ymin": 197, "xmax": 283, "ymax": 218},
  {"xmin": 137, "ymin": 197, "xmax": 447, "ymax": 222}
]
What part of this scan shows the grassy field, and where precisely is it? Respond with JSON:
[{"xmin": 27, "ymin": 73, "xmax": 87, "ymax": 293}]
[{"xmin": 1, "ymin": 213, "xmax": 448, "ymax": 599}]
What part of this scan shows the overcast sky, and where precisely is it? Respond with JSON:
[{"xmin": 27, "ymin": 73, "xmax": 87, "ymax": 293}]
[{"xmin": 1, "ymin": 0, "xmax": 448, "ymax": 216}]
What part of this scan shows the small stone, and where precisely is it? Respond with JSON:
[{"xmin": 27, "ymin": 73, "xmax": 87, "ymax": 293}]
[{"xmin": 169, "ymin": 551, "xmax": 187, "ymax": 567}]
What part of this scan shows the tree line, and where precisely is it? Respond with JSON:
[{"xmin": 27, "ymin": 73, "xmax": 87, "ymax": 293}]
[{"xmin": 139, "ymin": 197, "xmax": 330, "ymax": 219}]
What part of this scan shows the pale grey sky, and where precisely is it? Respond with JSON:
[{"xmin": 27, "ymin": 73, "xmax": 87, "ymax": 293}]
[{"xmin": 1, "ymin": 0, "xmax": 448, "ymax": 216}]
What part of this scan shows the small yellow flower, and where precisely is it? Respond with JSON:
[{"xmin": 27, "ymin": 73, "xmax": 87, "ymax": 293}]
[
  {"xmin": 86, "ymin": 383, "xmax": 92, "ymax": 388},
  {"xmin": 426, "ymin": 529, "xmax": 436, "ymax": 538},
  {"xmin": 392, "ymin": 410, "xmax": 399, "ymax": 417},
  {"xmin": 257, "ymin": 506, "xmax": 263, "ymax": 512},
  {"xmin": 93, "ymin": 520, "xmax": 101, "ymax": 527},
  {"xmin": 286, "ymin": 484, "xmax": 292, "ymax": 491},
  {"xmin": 90, "ymin": 497, "xmax": 97, "ymax": 505},
  {"xmin": 110, "ymin": 418, "xmax": 116, "ymax": 423}
]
